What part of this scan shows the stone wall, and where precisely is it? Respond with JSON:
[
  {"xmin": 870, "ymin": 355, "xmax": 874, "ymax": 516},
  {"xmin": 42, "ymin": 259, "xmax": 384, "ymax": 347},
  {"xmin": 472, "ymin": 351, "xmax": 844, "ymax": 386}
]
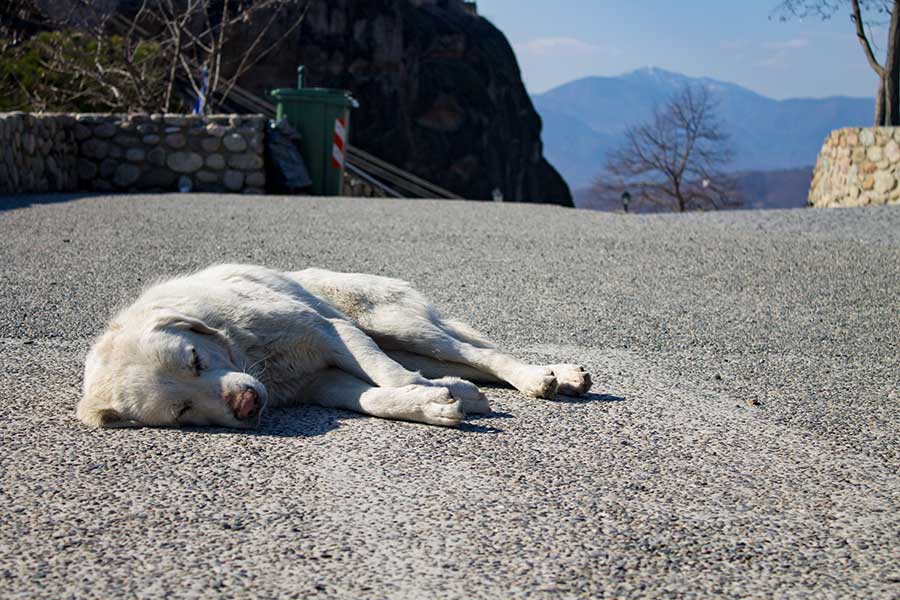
[
  {"xmin": 0, "ymin": 112, "xmax": 266, "ymax": 195},
  {"xmin": 0, "ymin": 114, "xmax": 78, "ymax": 194},
  {"xmin": 809, "ymin": 127, "xmax": 900, "ymax": 208},
  {"xmin": 343, "ymin": 170, "xmax": 388, "ymax": 198}
]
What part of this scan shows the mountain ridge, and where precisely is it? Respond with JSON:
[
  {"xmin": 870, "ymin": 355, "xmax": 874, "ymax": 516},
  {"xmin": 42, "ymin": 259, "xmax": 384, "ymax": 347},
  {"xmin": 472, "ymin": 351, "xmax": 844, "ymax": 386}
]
[{"xmin": 533, "ymin": 68, "xmax": 873, "ymax": 190}]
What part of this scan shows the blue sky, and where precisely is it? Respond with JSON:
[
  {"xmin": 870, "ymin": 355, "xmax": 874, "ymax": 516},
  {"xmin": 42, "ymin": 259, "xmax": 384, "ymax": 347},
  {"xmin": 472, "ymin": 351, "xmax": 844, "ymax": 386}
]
[{"xmin": 477, "ymin": 1, "xmax": 879, "ymax": 99}]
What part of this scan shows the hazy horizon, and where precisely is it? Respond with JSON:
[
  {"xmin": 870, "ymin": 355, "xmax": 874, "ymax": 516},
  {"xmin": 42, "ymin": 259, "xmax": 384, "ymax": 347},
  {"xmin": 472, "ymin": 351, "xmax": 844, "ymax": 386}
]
[
  {"xmin": 534, "ymin": 66, "xmax": 873, "ymax": 101},
  {"xmin": 478, "ymin": 1, "xmax": 881, "ymax": 101}
]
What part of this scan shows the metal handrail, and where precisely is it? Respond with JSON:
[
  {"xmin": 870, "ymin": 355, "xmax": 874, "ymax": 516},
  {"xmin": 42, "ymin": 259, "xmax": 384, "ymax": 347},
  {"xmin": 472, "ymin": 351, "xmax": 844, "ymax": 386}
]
[
  {"xmin": 346, "ymin": 146, "xmax": 460, "ymax": 199},
  {"xmin": 107, "ymin": 12, "xmax": 460, "ymax": 199},
  {"xmin": 228, "ymin": 85, "xmax": 461, "ymax": 199}
]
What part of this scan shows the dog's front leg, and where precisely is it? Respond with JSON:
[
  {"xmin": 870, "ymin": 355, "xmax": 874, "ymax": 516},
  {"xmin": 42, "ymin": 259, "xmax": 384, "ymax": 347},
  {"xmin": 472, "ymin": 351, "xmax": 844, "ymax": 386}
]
[
  {"xmin": 319, "ymin": 319, "xmax": 490, "ymax": 414},
  {"xmin": 304, "ymin": 368, "xmax": 463, "ymax": 427},
  {"xmin": 321, "ymin": 318, "xmax": 429, "ymax": 387}
]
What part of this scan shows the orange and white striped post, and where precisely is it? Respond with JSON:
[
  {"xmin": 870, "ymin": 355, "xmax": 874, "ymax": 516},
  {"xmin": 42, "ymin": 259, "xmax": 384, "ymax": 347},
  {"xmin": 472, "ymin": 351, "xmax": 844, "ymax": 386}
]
[{"xmin": 331, "ymin": 116, "xmax": 347, "ymax": 171}]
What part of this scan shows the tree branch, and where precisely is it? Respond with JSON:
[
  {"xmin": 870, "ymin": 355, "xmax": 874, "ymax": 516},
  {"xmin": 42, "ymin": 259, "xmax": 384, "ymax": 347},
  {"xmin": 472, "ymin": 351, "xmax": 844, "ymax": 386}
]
[{"xmin": 853, "ymin": 0, "xmax": 885, "ymax": 75}]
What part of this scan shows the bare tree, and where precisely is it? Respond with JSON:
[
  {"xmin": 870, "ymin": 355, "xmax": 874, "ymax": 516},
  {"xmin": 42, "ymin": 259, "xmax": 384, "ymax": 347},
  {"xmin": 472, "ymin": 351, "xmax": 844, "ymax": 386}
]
[
  {"xmin": 11, "ymin": 31, "xmax": 168, "ymax": 112},
  {"xmin": 593, "ymin": 85, "xmax": 739, "ymax": 213},
  {"xmin": 0, "ymin": 0, "xmax": 49, "ymax": 49},
  {"xmin": 135, "ymin": 0, "xmax": 310, "ymax": 113},
  {"xmin": 773, "ymin": 1, "xmax": 900, "ymax": 125},
  {"xmin": 1, "ymin": 0, "xmax": 308, "ymax": 113},
  {"xmin": 1, "ymin": 0, "xmax": 168, "ymax": 113}
]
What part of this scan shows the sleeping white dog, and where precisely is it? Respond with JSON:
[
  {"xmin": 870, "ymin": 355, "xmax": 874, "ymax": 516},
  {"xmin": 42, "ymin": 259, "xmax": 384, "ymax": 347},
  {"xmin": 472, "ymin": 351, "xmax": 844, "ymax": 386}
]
[{"xmin": 78, "ymin": 264, "xmax": 591, "ymax": 429}]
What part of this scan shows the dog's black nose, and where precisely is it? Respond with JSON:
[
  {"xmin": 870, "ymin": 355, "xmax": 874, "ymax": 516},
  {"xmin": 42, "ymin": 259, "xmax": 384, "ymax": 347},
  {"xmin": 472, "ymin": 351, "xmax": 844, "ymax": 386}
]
[{"xmin": 231, "ymin": 387, "xmax": 261, "ymax": 420}]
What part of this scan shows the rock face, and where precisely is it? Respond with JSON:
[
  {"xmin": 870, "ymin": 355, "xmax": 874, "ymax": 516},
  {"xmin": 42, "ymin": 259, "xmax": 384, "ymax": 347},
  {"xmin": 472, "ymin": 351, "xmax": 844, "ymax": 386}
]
[
  {"xmin": 809, "ymin": 127, "xmax": 900, "ymax": 208},
  {"xmin": 236, "ymin": 0, "xmax": 572, "ymax": 205}
]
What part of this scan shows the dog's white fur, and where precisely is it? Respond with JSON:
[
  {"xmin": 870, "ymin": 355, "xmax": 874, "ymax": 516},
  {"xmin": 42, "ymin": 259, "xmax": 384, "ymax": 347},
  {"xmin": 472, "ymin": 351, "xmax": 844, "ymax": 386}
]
[{"xmin": 79, "ymin": 264, "xmax": 591, "ymax": 429}]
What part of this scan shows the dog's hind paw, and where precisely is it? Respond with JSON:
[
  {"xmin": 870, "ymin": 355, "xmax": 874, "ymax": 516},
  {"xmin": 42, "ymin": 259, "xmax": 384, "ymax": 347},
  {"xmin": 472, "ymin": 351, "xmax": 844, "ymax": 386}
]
[
  {"xmin": 548, "ymin": 364, "xmax": 592, "ymax": 396},
  {"xmin": 513, "ymin": 366, "xmax": 559, "ymax": 400}
]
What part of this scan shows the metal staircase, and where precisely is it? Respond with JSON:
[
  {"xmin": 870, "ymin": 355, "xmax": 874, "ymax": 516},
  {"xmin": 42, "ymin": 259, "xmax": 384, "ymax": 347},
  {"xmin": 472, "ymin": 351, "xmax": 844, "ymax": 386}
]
[
  {"xmin": 106, "ymin": 11, "xmax": 460, "ymax": 199},
  {"xmin": 221, "ymin": 84, "xmax": 461, "ymax": 199}
]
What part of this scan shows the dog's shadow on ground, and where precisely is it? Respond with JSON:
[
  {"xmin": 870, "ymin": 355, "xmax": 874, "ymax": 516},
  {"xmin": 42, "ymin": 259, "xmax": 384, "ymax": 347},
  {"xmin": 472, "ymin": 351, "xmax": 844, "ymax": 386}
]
[
  {"xmin": 178, "ymin": 392, "xmax": 624, "ymax": 438},
  {"xmin": 181, "ymin": 405, "xmax": 510, "ymax": 437},
  {"xmin": 255, "ymin": 407, "xmax": 346, "ymax": 437},
  {"xmin": 553, "ymin": 392, "xmax": 626, "ymax": 405},
  {"xmin": 176, "ymin": 406, "xmax": 343, "ymax": 438}
]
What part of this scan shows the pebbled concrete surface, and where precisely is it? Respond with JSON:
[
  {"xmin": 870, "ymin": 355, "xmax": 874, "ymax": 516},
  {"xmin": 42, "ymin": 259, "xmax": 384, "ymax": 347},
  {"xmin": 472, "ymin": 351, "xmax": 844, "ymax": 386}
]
[{"xmin": 1, "ymin": 194, "xmax": 898, "ymax": 599}]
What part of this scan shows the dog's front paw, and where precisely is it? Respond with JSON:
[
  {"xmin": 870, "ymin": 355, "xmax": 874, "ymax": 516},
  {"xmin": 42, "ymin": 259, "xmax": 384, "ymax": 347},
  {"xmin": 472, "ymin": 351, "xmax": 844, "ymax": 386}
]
[
  {"xmin": 429, "ymin": 376, "xmax": 491, "ymax": 414},
  {"xmin": 416, "ymin": 386, "xmax": 465, "ymax": 427},
  {"xmin": 513, "ymin": 366, "xmax": 558, "ymax": 400},
  {"xmin": 548, "ymin": 364, "xmax": 592, "ymax": 396}
]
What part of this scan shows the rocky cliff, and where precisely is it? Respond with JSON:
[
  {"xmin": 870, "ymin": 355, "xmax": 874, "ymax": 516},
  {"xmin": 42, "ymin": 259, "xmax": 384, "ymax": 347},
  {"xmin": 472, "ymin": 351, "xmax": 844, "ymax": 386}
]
[{"xmin": 236, "ymin": 0, "xmax": 572, "ymax": 205}]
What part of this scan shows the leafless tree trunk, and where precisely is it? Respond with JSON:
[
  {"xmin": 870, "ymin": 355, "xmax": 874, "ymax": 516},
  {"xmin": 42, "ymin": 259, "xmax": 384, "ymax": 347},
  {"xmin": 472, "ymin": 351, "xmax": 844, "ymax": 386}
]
[
  {"xmin": 134, "ymin": 0, "xmax": 309, "ymax": 113},
  {"xmin": 774, "ymin": 0, "xmax": 900, "ymax": 126},
  {"xmin": 2, "ymin": 0, "xmax": 308, "ymax": 113},
  {"xmin": 1, "ymin": 0, "xmax": 48, "ymax": 48},
  {"xmin": 594, "ymin": 85, "xmax": 739, "ymax": 213}
]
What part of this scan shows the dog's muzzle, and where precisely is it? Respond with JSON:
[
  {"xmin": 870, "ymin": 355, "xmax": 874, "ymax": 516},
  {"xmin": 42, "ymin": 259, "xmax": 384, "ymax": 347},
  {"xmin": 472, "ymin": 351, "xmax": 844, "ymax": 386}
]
[{"xmin": 229, "ymin": 386, "xmax": 263, "ymax": 421}]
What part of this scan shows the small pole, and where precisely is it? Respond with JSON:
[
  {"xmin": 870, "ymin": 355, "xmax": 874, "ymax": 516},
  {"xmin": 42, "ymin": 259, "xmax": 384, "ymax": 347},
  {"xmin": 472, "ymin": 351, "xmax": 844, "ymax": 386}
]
[{"xmin": 297, "ymin": 65, "xmax": 305, "ymax": 89}]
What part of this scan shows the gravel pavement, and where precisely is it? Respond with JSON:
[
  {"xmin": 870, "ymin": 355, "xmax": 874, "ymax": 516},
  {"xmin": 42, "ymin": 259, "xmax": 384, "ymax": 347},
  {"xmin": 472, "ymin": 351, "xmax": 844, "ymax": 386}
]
[{"xmin": 1, "ymin": 193, "xmax": 899, "ymax": 599}]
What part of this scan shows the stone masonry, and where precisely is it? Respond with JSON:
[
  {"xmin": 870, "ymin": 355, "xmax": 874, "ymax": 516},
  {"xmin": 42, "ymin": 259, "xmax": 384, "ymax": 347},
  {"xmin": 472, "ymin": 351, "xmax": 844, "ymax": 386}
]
[
  {"xmin": 0, "ymin": 113, "xmax": 266, "ymax": 195},
  {"xmin": 342, "ymin": 170, "xmax": 387, "ymax": 198},
  {"xmin": 0, "ymin": 114, "xmax": 78, "ymax": 194},
  {"xmin": 809, "ymin": 127, "xmax": 900, "ymax": 208}
]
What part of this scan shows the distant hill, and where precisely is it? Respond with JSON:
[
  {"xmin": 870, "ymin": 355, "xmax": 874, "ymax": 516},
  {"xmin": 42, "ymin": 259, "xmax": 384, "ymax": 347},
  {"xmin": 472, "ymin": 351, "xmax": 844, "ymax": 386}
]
[
  {"xmin": 533, "ymin": 68, "xmax": 872, "ymax": 189},
  {"xmin": 574, "ymin": 166, "xmax": 814, "ymax": 212}
]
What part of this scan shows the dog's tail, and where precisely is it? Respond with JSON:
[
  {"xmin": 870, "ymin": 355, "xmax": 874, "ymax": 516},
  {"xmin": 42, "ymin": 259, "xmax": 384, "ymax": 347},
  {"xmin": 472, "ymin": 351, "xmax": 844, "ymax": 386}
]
[{"xmin": 440, "ymin": 319, "xmax": 496, "ymax": 349}]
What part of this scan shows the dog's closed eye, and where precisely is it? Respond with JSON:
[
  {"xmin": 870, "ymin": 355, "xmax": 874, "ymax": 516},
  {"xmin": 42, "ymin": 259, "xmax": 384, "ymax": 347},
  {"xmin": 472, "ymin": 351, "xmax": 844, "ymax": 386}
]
[
  {"xmin": 188, "ymin": 347, "xmax": 204, "ymax": 375},
  {"xmin": 177, "ymin": 403, "xmax": 191, "ymax": 418}
]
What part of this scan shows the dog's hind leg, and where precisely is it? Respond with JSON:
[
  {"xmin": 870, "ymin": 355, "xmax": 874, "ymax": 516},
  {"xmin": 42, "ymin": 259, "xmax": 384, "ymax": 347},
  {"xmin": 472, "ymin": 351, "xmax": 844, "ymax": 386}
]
[
  {"xmin": 295, "ymin": 270, "xmax": 590, "ymax": 399},
  {"xmin": 388, "ymin": 315, "xmax": 592, "ymax": 399},
  {"xmin": 385, "ymin": 350, "xmax": 502, "ymax": 383},
  {"xmin": 303, "ymin": 368, "xmax": 463, "ymax": 427},
  {"xmin": 385, "ymin": 326, "xmax": 558, "ymax": 399},
  {"xmin": 437, "ymin": 321, "xmax": 589, "ymax": 395}
]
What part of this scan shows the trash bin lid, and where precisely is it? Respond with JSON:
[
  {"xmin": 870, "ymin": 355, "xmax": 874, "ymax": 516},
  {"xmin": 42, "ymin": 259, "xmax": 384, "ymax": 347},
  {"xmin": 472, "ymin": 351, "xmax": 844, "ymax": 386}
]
[{"xmin": 271, "ymin": 87, "xmax": 356, "ymax": 108}]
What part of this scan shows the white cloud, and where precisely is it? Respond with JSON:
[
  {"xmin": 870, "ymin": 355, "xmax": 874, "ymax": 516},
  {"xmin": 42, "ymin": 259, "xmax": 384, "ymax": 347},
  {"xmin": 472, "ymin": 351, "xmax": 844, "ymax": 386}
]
[
  {"xmin": 762, "ymin": 38, "xmax": 810, "ymax": 50},
  {"xmin": 756, "ymin": 52, "xmax": 789, "ymax": 67},
  {"xmin": 754, "ymin": 38, "xmax": 811, "ymax": 68},
  {"xmin": 720, "ymin": 39, "xmax": 749, "ymax": 51},
  {"xmin": 513, "ymin": 37, "xmax": 612, "ymax": 57}
]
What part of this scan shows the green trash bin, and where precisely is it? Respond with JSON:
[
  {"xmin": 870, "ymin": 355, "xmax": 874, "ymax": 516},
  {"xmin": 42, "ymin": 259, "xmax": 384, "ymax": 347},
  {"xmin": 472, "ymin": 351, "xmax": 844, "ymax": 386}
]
[{"xmin": 271, "ymin": 75, "xmax": 357, "ymax": 196}]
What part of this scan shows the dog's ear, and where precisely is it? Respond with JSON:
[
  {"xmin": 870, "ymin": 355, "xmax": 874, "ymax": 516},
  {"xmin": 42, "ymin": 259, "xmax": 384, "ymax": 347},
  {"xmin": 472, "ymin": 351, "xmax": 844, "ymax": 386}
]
[
  {"xmin": 152, "ymin": 311, "xmax": 223, "ymax": 338},
  {"xmin": 150, "ymin": 309, "xmax": 237, "ymax": 363}
]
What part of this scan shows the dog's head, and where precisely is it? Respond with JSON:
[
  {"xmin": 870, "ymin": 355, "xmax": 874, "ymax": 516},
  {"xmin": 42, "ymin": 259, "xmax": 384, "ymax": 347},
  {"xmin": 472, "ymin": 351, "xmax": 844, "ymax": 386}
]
[{"xmin": 78, "ymin": 310, "xmax": 267, "ymax": 429}]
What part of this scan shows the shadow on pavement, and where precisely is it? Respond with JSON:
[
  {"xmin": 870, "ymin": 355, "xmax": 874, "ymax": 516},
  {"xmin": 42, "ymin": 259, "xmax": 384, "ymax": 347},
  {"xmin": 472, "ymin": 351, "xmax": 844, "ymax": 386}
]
[
  {"xmin": 553, "ymin": 392, "xmax": 626, "ymax": 405},
  {"xmin": 459, "ymin": 422, "xmax": 504, "ymax": 434},
  {"xmin": 468, "ymin": 411, "xmax": 514, "ymax": 420},
  {"xmin": 0, "ymin": 193, "xmax": 103, "ymax": 212},
  {"xmin": 177, "ymin": 406, "xmax": 343, "ymax": 438},
  {"xmin": 179, "ymin": 405, "xmax": 507, "ymax": 437}
]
